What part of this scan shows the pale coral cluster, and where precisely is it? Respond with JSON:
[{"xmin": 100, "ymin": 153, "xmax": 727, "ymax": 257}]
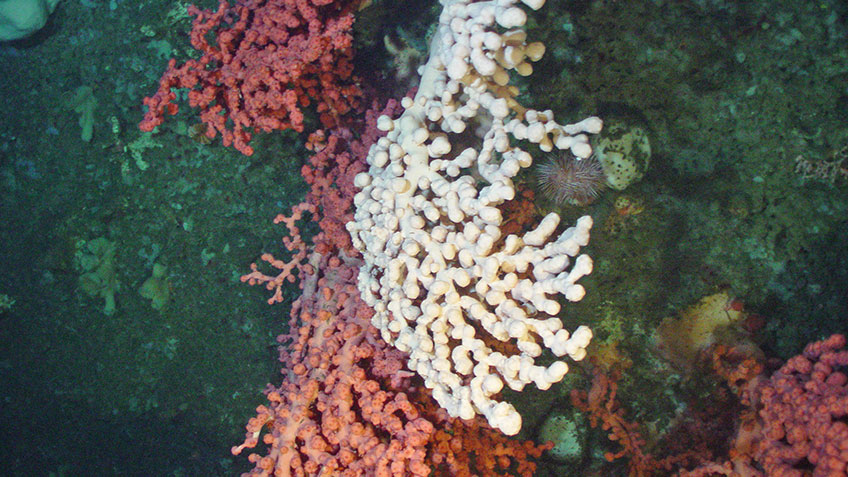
[{"xmin": 348, "ymin": 0, "xmax": 601, "ymax": 435}]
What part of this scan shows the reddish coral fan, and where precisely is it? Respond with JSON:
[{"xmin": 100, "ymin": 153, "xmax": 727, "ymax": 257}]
[
  {"xmin": 684, "ymin": 334, "xmax": 848, "ymax": 476},
  {"xmin": 235, "ymin": 249, "xmax": 552, "ymax": 476},
  {"xmin": 140, "ymin": 0, "xmax": 362, "ymax": 155}
]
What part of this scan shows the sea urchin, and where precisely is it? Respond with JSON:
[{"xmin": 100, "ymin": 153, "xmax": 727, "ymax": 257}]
[{"xmin": 536, "ymin": 153, "xmax": 606, "ymax": 207}]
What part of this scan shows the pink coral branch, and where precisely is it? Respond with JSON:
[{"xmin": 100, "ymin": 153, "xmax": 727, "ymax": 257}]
[
  {"xmin": 140, "ymin": 0, "xmax": 362, "ymax": 155},
  {"xmin": 241, "ymin": 203, "xmax": 317, "ymax": 304}
]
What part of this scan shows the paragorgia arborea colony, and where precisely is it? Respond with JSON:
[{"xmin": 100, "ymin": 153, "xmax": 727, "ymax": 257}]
[
  {"xmin": 139, "ymin": 0, "xmax": 362, "ymax": 155},
  {"xmin": 346, "ymin": 0, "xmax": 599, "ymax": 436},
  {"xmin": 682, "ymin": 334, "xmax": 848, "ymax": 476},
  {"xmin": 234, "ymin": 249, "xmax": 435, "ymax": 475},
  {"xmin": 235, "ymin": 246, "xmax": 551, "ymax": 476},
  {"xmin": 752, "ymin": 334, "xmax": 848, "ymax": 476}
]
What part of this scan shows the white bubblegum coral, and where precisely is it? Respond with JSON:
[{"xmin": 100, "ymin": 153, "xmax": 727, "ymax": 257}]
[{"xmin": 347, "ymin": 0, "xmax": 602, "ymax": 436}]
